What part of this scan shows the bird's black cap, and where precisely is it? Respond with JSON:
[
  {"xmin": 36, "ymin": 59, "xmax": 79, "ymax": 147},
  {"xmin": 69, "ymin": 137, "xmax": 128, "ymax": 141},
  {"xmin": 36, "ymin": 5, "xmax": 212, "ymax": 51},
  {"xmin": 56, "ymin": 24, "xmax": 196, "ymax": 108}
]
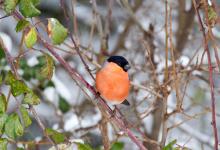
[{"xmin": 107, "ymin": 56, "xmax": 130, "ymax": 72}]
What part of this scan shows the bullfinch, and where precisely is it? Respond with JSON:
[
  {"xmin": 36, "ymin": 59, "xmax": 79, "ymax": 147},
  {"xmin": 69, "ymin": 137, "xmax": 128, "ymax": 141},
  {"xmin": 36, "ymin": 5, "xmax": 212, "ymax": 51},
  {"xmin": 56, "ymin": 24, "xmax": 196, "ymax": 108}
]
[{"xmin": 95, "ymin": 56, "xmax": 131, "ymax": 105}]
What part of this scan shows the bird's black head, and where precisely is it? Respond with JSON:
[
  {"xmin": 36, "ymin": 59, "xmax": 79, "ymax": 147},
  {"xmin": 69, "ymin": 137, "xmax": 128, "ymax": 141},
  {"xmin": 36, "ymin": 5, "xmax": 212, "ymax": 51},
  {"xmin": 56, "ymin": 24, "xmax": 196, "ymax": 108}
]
[{"xmin": 107, "ymin": 56, "xmax": 130, "ymax": 72}]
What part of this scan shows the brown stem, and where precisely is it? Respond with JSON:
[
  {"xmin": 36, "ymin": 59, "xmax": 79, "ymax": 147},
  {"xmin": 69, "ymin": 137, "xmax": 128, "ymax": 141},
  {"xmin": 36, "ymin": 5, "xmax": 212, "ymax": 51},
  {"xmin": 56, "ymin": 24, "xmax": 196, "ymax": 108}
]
[{"xmin": 99, "ymin": 115, "xmax": 110, "ymax": 150}]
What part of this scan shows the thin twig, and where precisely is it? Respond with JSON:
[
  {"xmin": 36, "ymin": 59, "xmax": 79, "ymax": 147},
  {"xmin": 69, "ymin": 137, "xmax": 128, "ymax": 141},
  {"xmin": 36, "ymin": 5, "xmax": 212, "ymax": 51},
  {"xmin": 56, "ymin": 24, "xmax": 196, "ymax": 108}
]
[
  {"xmin": 160, "ymin": 0, "xmax": 169, "ymax": 147},
  {"xmin": 169, "ymin": 3, "xmax": 181, "ymax": 111},
  {"xmin": 0, "ymin": 39, "xmax": 18, "ymax": 77},
  {"xmin": 71, "ymin": 0, "xmax": 79, "ymax": 41},
  {"xmin": 29, "ymin": 105, "xmax": 58, "ymax": 147},
  {"xmin": 0, "ymin": 15, "xmax": 10, "ymax": 20}
]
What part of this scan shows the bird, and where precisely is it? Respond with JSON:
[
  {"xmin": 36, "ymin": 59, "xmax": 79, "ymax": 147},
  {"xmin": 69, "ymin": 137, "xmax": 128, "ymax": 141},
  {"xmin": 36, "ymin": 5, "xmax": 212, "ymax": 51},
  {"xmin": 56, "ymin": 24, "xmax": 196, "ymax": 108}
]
[{"xmin": 95, "ymin": 56, "xmax": 131, "ymax": 105}]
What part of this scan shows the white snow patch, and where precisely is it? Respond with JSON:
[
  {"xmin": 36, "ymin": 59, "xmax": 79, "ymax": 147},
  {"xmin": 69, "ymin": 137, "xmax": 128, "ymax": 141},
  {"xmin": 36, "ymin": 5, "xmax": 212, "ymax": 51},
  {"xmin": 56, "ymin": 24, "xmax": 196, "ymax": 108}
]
[
  {"xmin": 167, "ymin": 92, "xmax": 176, "ymax": 113},
  {"xmin": 64, "ymin": 114, "xmax": 80, "ymax": 131},
  {"xmin": 192, "ymin": 70, "xmax": 202, "ymax": 76},
  {"xmin": 118, "ymin": 24, "xmax": 125, "ymax": 33},
  {"xmin": 81, "ymin": 111, "xmax": 101, "ymax": 127},
  {"xmin": 52, "ymin": 75, "xmax": 71, "ymax": 100},
  {"xmin": 52, "ymin": 123, "xmax": 59, "ymax": 130},
  {"xmin": 0, "ymin": 32, "xmax": 12, "ymax": 52},
  {"xmin": 178, "ymin": 55, "xmax": 190, "ymax": 67},
  {"xmin": 27, "ymin": 56, "xmax": 39, "ymax": 67},
  {"xmin": 35, "ymin": 136, "xmax": 42, "ymax": 142},
  {"xmin": 43, "ymin": 87, "xmax": 57, "ymax": 102},
  {"xmin": 156, "ymin": 59, "xmax": 172, "ymax": 73}
]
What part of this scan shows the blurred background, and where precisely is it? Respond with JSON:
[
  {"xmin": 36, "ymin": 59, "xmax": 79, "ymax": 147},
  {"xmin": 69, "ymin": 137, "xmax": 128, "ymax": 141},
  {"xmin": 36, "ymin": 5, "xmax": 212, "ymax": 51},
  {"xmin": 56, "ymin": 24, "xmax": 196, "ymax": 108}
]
[{"xmin": 0, "ymin": 0, "xmax": 220, "ymax": 150}]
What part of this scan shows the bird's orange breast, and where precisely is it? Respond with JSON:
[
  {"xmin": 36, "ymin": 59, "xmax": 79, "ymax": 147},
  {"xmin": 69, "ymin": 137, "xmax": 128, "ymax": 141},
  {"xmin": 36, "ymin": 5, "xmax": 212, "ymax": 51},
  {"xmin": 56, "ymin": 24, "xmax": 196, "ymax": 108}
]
[{"xmin": 95, "ymin": 62, "xmax": 130, "ymax": 104}]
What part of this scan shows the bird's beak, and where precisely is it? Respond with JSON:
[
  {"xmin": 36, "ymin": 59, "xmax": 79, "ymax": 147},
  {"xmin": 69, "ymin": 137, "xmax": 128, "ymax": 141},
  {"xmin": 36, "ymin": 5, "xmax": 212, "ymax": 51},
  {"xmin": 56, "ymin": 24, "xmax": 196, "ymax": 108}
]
[{"xmin": 124, "ymin": 64, "xmax": 131, "ymax": 71}]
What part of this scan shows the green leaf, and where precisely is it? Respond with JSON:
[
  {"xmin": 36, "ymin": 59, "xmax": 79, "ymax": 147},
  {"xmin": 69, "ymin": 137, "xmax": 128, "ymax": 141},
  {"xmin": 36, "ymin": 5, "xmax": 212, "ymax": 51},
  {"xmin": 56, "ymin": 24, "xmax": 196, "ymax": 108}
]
[
  {"xmin": 76, "ymin": 143, "xmax": 93, "ymax": 150},
  {"xmin": 19, "ymin": 0, "xmax": 41, "ymax": 18},
  {"xmin": 19, "ymin": 58, "xmax": 36, "ymax": 81},
  {"xmin": 163, "ymin": 139, "xmax": 177, "ymax": 150},
  {"xmin": 24, "ymin": 28, "xmax": 37, "ymax": 48},
  {"xmin": 41, "ymin": 80, "xmax": 55, "ymax": 89},
  {"xmin": 26, "ymin": 141, "xmax": 36, "ymax": 150},
  {"xmin": 58, "ymin": 96, "xmax": 70, "ymax": 113},
  {"xmin": 40, "ymin": 54, "xmax": 54, "ymax": 80},
  {"xmin": 5, "ymin": 113, "xmax": 24, "ymax": 139},
  {"xmin": 15, "ymin": 19, "xmax": 30, "ymax": 32},
  {"xmin": 11, "ymin": 80, "xmax": 29, "ymax": 97},
  {"xmin": 23, "ymin": 91, "xmax": 40, "ymax": 105},
  {"xmin": 5, "ymin": 71, "xmax": 29, "ymax": 97},
  {"xmin": 0, "ymin": 75, "xmax": 2, "ymax": 85},
  {"xmin": 208, "ymin": 6, "xmax": 218, "ymax": 24},
  {"xmin": 3, "ymin": 0, "xmax": 18, "ymax": 14},
  {"xmin": 31, "ymin": 0, "xmax": 40, "ymax": 6},
  {"xmin": 5, "ymin": 72, "xmax": 39, "ymax": 103},
  {"xmin": 5, "ymin": 71, "xmax": 40, "ymax": 104},
  {"xmin": 0, "ymin": 138, "xmax": 8, "ymax": 150},
  {"xmin": 5, "ymin": 71, "xmax": 15, "ymax": 85},
  {"xmin": 110, "ymin": 142, "xmax": 124, "ymax": 150},
  {"xmin": 37, "ymin": 55, "xmax": 47, "ymax": 66},
  {"xmin": 0, "ymin": 113, "xmax": 8, "ymax": 134},
  {"xmin": 19, "ymin": 57, "xmax": 56, "ymax": 83},
  {"xmin": 45, "ymin": 128, "xmax": 65, "ymax": 144},
  {"xmin": 0, "ymin": 94, "xmax": 7, "ymax": 114},
  {"xmin": 47, "ymin": 18, "xmax": 68, "ymax": 45},
  {"xmin": 0, "ymin": 47, "xmax": 6, "ymax": 60},
  {"xmin": 16, "ymin": 148, "xmax": 25, "ymax": 150},
  {"xmin": 20, "ymin": 106, "xmax": 32, "ymax": 127}
]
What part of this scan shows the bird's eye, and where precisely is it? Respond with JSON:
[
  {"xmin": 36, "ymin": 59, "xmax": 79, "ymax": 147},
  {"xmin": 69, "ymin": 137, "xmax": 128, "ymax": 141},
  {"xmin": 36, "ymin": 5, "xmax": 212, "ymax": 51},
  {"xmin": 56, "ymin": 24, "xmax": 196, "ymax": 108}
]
[{"xmin": 124, "ymin": 64, "xmax": 131, "ymax": 71}]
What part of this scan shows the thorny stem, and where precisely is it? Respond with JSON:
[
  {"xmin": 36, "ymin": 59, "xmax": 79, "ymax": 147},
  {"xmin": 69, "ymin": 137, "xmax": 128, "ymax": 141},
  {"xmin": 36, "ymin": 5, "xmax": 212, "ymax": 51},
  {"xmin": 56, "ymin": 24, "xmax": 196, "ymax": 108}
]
[
  {"xmin": 209, "ymin": 32, "xmax": 220, "ymax": 72},
  {"xmin": 192, "ymin": 0, "xmax": 219, "ymax": 149}
]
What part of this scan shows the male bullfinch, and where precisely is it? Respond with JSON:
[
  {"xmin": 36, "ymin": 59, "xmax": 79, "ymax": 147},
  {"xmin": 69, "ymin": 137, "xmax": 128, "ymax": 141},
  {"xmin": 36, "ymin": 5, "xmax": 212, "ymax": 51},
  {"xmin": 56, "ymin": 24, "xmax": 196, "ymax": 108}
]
[{"xmin": 95, "ymin": 56, "xmax": 131, "ymax": 105}]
